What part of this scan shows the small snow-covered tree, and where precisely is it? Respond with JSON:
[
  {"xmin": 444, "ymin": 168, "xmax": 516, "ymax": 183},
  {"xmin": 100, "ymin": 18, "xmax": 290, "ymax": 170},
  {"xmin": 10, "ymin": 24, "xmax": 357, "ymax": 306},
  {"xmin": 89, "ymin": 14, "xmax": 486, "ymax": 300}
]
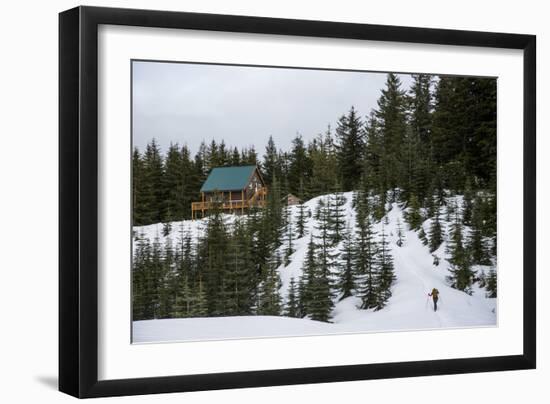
[{"xmin": 396, "ymin": 218, "xmax": 405, "ymax": 247}]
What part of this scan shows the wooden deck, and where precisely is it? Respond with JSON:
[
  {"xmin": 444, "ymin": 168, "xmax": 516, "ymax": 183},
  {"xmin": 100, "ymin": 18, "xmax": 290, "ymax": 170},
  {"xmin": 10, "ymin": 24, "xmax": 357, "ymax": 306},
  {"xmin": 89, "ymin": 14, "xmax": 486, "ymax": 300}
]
[{"xmin": 191, "ymin": 188, "xmax": 267, "ymax": 219}]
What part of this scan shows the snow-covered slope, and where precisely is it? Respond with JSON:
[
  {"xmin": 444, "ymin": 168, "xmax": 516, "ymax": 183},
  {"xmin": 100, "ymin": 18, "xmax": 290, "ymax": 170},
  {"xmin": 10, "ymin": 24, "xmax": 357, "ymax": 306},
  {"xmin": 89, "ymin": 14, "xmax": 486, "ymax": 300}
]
[{"xmin": 133, "ymin": 192, "xmax": 496, "ymax": 343}]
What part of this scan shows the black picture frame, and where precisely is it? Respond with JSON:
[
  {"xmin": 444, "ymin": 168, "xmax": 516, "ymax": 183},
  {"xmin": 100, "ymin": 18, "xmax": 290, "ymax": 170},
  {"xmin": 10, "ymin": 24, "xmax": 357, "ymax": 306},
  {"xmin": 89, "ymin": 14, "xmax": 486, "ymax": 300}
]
[{"xmin": 59, "ymin": 5, "xmax": 536, "ymax": 398}]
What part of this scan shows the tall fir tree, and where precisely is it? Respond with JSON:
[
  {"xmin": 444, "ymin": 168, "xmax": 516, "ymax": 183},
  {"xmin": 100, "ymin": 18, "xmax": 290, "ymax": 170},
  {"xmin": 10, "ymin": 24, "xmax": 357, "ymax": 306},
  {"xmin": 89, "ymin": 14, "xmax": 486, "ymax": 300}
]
[
  {"xmin": 428, "ymin": 205, "xmax": 444, "ymax": 252},
  {"xmin": 335, "ymin": 106, "xmax": 364, "ymax": 191},
  {"xmin": 336, "ymin": 225, "xmax": 356, "ymax": 301},
  {"xmin": 296, "ymin": 202, "xmax": 309, "ymax": 239},
  {"xmin": 446, "ymin": 205, "xmax": 474, "ymax": 294},
  {"xmin": 374, "ymin": 73, "xmax": 408, "ymax": 190},
  {"xmin": 353, "ymin": 197, "xmax": 379, "ymax": 310},
  {"xmin": 282, "ymin": 205, "xmax": 295, "ymax": 266},
  {"xmin": 328, "ymin": 185, "xmax": 347, "ymax": 245},
  {"xmin": 375, "ymin": 225, "xmax": 395, "ymax": 310}
]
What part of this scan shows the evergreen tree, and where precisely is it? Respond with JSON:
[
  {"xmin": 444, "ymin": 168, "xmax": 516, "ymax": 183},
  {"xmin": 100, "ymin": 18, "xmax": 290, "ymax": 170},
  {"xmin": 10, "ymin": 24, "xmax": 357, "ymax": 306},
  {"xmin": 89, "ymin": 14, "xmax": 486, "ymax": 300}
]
[
  {"xmin": 428, "ymin": 206, "xmax": 444, "ymax": 252},
  {"xmin": 162, "ymin": 143, "xmax": 184, "ymax": 221},
  {"xmin": 132, "ymin": 231, "xmax": 152, "ymax": 320},
  {"xmin": 374, "ymin": 73, "xmax": 408, "ymax": 189},
  {"xmin": 328, "ymin": 185, "xmax": 347, "ymax": 245},
  {"xmin": 257, "ymin": 252, "xmax": 282, "ymax": 316},
  {"xmin": 418, "ymin": 225, "xmax": 428, "ymax": 246},
  {"xmin": 405, "ymin": 194, "xmax": 423, "ymax": 230},
  {"xmin": 336, "ymin": 225, "xmax": 356, "ymax": 300},
  {"xmin": 485, "ymin": 269, "xmax": 497, "ymax": 298},
  {"xmin": 335, "ymin": 107, "xmax": 364, "ymax": 191},
  {"xmin": 296, "ymin": 202, "xmax": 309, "ymax": 239},
  {"xmin": 375, "ymin": 225, "xmax": 395, "ymax": 310},
  {"xmin": 190, "ymin": 276, "xmax": 208, "ymax": 317},
  {"xmin": 288, "ymin": 134, "xmax": 311, "ymax": 196},
  {"xmin": 132, "ymin": 148, "xmax": 150, "ymax": 225},
  {"xmin": 468, "ymin": 195, "xmax": 491, "ymax": 265},
  {"xmin": 446, "ymin": 207, "xmax": 474, "ymax": 294},
  {"xmin": 198, "ymin": 198, "xmax": 230, "ymax": 315},
  {"xmin": 262, "ymin": 135, "xmax": 280, "ymax": 186},
  {"xmin": 310, "ymin": 126, "xmax": 339, "ymax": 195},
  {"xmin": 223, "ymin": 219, "xmax": 256, "ymax": 315},
  {"xmin": 396, "ymin": 218, "xmax": 405, "ymax": 247},
  {"xmin": 299, "ymin": 235, "xmax": 317, "ymax": 318},
  {"xmin": 282, "ymin": 205, "xmax": 295, "ymax": 266},
  {"xmin": 142, "ymin": 139, "xmax": 165, "ymax": 224},
  {"xmin": 405, "ymin": 74, "xmax": 433, "ymax": 202},
  {"xmin": 353, "ymin": 198, "xmax": 379, "ymax": 309},
  {"xmin": 314, "ymin": 198, "xmax": 338, "ymax": 297},
  {"xmin": 284, "ymin": 277, "xmax": 300, "ymax": 318}
]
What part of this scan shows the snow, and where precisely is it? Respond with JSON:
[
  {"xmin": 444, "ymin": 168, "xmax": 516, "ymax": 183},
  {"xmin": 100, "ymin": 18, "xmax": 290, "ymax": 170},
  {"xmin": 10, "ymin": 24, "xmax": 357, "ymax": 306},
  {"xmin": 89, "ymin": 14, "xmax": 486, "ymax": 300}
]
[{"xmin": 133, "ymin": 192, "xmax": 496, "ymax": 343}]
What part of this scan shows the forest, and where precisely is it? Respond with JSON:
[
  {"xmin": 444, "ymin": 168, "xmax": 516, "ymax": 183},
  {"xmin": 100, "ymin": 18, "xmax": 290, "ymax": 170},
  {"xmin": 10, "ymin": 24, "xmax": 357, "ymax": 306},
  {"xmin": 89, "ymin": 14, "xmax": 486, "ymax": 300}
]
[{"xmin": 132, "ymin": 73, "xmax": 497, "ymax": 323}]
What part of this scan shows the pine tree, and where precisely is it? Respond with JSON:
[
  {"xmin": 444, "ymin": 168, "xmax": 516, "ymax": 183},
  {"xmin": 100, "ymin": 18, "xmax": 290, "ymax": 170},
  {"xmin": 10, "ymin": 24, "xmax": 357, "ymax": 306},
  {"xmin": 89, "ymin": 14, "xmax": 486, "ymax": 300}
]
[
  {"xmin": 374, "ymin": 73, "xmax": 408, "ymax": 189},
  {"xmin": 132, "ymin": 231, "xmax": 152, "ymax": 320},
  {"xmin": 428, "ymin": 205, "xmax": 444, "ymax": 252},
  {"xmin": 485, "ymin": 268, "xmax": 497, "ymax": 298},
  {"xmin": 284, "ymin": 277, "xmax": 300, "ymax": 318},
  {"xmin": 468, "ymin": 195, "xmax": 491, "ymax": 265},
  {"xmin": 310, "ymin": 126, "xmax": 338, "ymax": 195},
  {"xmin": 336, "ymin": 225, "xmax": 356, "ymax": 300},
  {"xmin": 282, "ymin": 205, "xmax": 295, "ymax": 266},
  {"xmin": 328, "ymin": 186, "xmax": 347, "ymax": 245},
  {"xmin": 132, "ymin": 148, "xmax": 150, "ymax": 225},
  {"xmin": 396, "ymin": 218, "xmax": 405, "ymax": 247},
  {"xmin": 375, "ymin": 225, "xmax": 395, "ymax": 310},
  {"xmin": 353, "ymin": 198, "xmax": 379, "ymax": 310},
  {"xmin": 191, "ymin": 276, "xmax": 208, "ymax": 317},
  {"xmin": 288, "ymin": 134, "xmax": 311, "ymax": 196},
  {"xmin": 335, "ymin": 106, "xmax": 364, "ymax": 191},
  {"xmin": 446, "ymin": 208, "xmax": 474, "ymax": 294},
  {"xmin": 257, "ymin": 253, "xmax": 282, "ymax": 316},
  {"xmin": 142, "ymin": 139, "xmax": 165, "ymax": 224},
  {"xmin": 418, "ymin": 225, "xmax": 428, "ymax": 246},
  {"xmin": 296, "ymin": 202, "xmax": 309, "ymax": 239},
  {"xmin": 405, "ymin": 194, "xmax": 423, "ymax": 230},
  {"xmin": 223, "ymin": 219, "xmax": 256, "ymax": 315},
  {"xmin": 405, "ymin": 74, "xmax": 433, "ymax": 202},
  {"xmin": 262, "ymin": 135, "xmax": 280, "ymax": 186},
  {"xmin": 299, "ymin": 236, "xmax": 317, "ymax": 318},
  {"xmin": 198, "ymin": 199, "xmax": 230, "ymax": 315}
]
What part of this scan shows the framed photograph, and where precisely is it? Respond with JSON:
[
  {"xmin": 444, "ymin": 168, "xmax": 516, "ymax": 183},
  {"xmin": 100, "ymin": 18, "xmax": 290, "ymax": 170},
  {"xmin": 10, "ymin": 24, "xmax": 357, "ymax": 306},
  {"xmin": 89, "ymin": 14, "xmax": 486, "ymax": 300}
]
[{"xmin": 59, "ymin": 6, "xmax": 536, "ymax": 398}]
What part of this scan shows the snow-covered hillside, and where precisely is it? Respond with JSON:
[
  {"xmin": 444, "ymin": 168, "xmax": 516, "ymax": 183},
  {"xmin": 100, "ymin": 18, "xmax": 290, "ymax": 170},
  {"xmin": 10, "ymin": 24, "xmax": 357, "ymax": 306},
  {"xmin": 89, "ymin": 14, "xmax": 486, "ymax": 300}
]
[{"xmin": 133, "ymin": 192, "xmax": 497, "ymax": 343}]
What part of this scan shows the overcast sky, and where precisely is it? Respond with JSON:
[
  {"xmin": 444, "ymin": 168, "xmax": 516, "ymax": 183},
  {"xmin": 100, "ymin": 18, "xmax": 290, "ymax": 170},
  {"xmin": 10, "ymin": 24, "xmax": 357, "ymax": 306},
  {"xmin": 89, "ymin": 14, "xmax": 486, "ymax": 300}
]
[{"xmin": 132, "ymin": 61, "xmax": 413, "ymax": 156}]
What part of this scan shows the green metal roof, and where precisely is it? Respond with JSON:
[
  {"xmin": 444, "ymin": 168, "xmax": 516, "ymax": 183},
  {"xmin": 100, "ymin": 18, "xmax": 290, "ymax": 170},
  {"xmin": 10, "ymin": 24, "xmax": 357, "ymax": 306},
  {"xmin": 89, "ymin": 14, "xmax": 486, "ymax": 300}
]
[{"xmin": 200, "ymin": 165, "xmax": 258, "ymax": 192}]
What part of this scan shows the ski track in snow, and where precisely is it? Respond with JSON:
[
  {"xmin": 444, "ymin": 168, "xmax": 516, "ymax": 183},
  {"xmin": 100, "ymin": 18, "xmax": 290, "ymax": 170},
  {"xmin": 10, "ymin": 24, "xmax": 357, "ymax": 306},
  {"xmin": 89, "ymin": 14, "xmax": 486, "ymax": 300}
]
[{"xmin": 133, "ymin": 192, "xmax": 497, "ymax": 343}]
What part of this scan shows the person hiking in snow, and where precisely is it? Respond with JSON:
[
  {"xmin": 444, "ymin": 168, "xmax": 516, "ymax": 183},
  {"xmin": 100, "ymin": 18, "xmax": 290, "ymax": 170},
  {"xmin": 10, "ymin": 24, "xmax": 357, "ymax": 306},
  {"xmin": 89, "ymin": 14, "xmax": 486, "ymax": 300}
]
[{"xmin": 428, "ymin": 288, "xmax": 440, "ymax": 312}]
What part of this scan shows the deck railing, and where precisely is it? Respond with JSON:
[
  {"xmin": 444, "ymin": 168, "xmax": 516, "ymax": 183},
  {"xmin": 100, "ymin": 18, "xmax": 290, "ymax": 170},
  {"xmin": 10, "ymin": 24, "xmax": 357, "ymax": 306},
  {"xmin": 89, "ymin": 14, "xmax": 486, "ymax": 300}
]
[{"xmin": 191, "ymin": 188, "xmax": 267, "ymax": 218}]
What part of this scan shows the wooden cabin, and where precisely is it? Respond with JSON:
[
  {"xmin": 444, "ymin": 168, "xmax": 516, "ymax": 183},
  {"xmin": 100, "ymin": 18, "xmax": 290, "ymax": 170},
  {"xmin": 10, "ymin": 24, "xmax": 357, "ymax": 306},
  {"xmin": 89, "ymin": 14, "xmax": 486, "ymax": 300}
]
[{"xmin": 191, "ymin": 165, "xmax": 267, "ymax": 219}]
